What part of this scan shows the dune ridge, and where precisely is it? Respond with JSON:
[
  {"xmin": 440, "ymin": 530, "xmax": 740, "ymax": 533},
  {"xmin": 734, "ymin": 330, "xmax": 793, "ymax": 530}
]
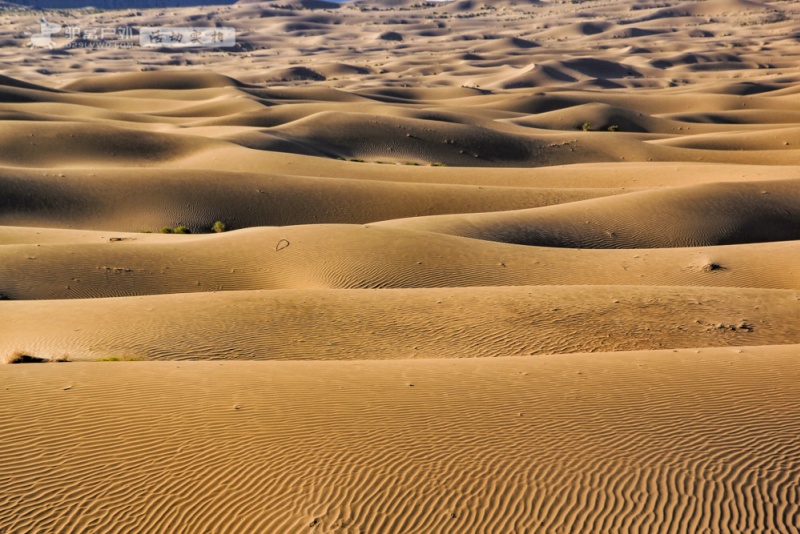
[
  {"xmin": 4, "ymin": 225, "xmax": 800, "ymax": 303},
  {"xmin": 376, "ymin": 179, "xmax": 800, "ymax": 248},
  {"xmin": 6, "ymin": 284, "xmax": 800, "ymax": 361}
]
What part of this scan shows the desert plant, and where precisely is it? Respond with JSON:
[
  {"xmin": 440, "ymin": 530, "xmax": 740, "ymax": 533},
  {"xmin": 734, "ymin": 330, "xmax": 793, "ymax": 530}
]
[
  {"xmin": 581, "ymin": 122, "xmax": 592, "ymax": 132},
  {"xmin": 158, "ymin": 226, "xmax": 191, "ymax": 234},
  {"xmin": 608, "ymin": 125, "xmax": 619, "ymax": 132},
  {"xmin": 212, "ymin": 221, "xmax": 226, "ymax": 233}
]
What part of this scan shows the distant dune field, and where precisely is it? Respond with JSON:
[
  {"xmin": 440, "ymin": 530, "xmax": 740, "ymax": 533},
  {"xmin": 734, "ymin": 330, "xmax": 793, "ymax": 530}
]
[{"xmin": 2, "ymin": 0, "xmax": 800, "ymax": 531}]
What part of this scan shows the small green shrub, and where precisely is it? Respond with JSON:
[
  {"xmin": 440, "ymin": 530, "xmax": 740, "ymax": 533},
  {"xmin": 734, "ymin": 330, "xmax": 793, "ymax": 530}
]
[
  {"xmin": 581, "ymin": 122, "xmax": 592, "ymax": 132},
  {"xmin": 608, "ymin": 125, "xmax": 619, "ymax": 132},
  {"xmin": 159, "ymin": 226, "xmax": 191, "ymax": 234},
  {"xmin": 212, "ymin": 221, "xmax": 226, "ymax": 233}
]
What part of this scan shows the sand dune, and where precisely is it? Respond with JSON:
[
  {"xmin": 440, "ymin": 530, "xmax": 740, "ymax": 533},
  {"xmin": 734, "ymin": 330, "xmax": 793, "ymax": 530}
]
[
  {"xmin": 0, "ymin": 121, "xmax": 222, "ymax": 167},
  {"xmin": 376, "ymin": 179, "xmax": 800, "ymax": 248},
  {"xmin": 61, "ymin": 71, "xmax": 246, "ymax": 92},
  {"xmin": 0, "ymin": 167, "xmax": 623, "ymax": 230},
  {"xmin": 5, "ymin": 284, "xmax": 800, "ymax": 361},
  {"xmin": 3, "ymin": 0, "xmax": 800, "ymax": 531},
  {"xmin": 4, "ymin": 225, "xmax": 800, "ymax": 302}
]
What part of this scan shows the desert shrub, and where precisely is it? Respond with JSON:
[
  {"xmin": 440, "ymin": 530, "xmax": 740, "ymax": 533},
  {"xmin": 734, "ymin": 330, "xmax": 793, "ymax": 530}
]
[
  {"xmin": 581, "ymin": 122, "xmax": 592, "ymax": 131},
  {"xmin": 608, "ymin": 125, "xmax": 619, "ymax": 132},
  {"xmin": 212, "ymin": 221, "xmax": 226, "ymax": 233},
  {"xmin": 158, "ymin": 226, "xmax": 191, "ymax": 234}
]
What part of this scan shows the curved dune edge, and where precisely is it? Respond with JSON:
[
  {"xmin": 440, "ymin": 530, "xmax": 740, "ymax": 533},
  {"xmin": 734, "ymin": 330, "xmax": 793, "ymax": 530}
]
[
  {"xmin": 0, "ymin": 167, "xmax": 624, "ymax": 231},
  {"xmin": 1, "ymin": 345, "xmax": 799, "ymax": 533},
  {"xmin": 4, "ymin": 285, "xmax": 800, "ymax": 361},
  {"xmin": 374, "ymin": 179, "xmax": 800, "ymax": 248},
  {"xmin": 4, "ymin": 225, "xmax": 800, "ymax": 301}
]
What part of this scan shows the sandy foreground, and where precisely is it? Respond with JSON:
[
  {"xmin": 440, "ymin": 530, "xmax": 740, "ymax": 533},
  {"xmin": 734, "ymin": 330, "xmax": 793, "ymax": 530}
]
[
  {"xmin": 1, "ymin": 347, "xmax": 799, "ymax": 532},
  {"xmin": 2, "ymin": 0, "xmax": 800, "ymax": 531}
]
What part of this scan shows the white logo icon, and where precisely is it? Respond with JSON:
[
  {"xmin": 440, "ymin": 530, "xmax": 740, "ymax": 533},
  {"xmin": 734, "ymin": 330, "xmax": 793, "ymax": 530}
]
[{"xmin": 27, "ymin": 17, "xmax": 62, "ymax": 49}]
